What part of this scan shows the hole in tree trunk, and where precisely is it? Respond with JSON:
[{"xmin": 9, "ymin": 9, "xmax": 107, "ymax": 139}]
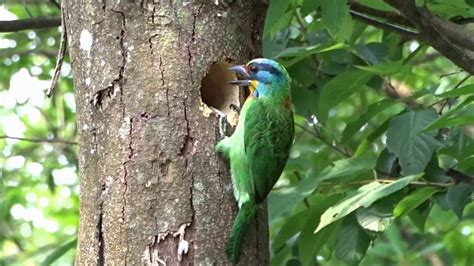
[{"xmin": 200, "ymin": 59, "xmax": 241, "ymax": 126}]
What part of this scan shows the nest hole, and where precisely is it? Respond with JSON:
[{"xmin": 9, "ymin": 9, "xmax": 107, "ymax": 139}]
[{"xmin": 200, "ymin": 59, "xmax": 242, "ymax": 126}]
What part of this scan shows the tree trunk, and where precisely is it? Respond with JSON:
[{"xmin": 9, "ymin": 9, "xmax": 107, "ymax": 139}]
[{"xmin": 65, "ymin": 0, "xmax": 267, "ymax": 264}]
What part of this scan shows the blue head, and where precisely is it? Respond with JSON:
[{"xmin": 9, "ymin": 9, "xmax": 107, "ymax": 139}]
[{"xmin": 229, "ymin": 58, "xmax": 291, "ymax": 100}]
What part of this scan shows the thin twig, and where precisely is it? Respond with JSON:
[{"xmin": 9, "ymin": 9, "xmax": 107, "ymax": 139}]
[
  {"xmin": 47, "ymin": 3, "xmax": 67, "ymax": 97},
  {"xmin": 0, "ymin": 135, "xmax": 77, "ymax": 145},
  {"xmin": 319, "ymin": 178, "xmax": 452, "ymax": 188},
  {"xmin": 295, "ymin": 123, "xmax": 351, "ymax": 157},
  {"xmin": 294, "ymin": 171, "xmax": 311, "ymax": 208},
  {"xmin": 438, "ymin": 74, "xmax": 471, "ymax": 114},
  {"xmin": 349, "ymin": 10, "xmax": 419, "ymax": 39}
]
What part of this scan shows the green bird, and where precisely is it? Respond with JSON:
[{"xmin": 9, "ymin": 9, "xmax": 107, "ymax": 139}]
[{"xmin": 216, "ymin": 58, "xmax": 294, "ymax": 264}]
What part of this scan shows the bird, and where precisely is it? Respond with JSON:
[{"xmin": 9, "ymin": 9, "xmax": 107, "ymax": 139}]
[{"xmin": 215, "ymin": 58, "xmax": 294, "ymax": 264}]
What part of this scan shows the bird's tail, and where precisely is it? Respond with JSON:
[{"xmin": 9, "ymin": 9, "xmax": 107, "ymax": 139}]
[{"xmin": 225, "ymin": 202, "xmax": 257, "ymax": 265}]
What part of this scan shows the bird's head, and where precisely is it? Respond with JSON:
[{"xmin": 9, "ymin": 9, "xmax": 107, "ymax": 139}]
[{"xmin": 228, "ymin": 58, "xmax": 291, "ymax": 99}]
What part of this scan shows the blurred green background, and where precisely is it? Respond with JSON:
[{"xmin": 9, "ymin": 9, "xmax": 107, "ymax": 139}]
[{"xmin": 1, "ymin": 0, "xmax": 473, "ymax": 265}]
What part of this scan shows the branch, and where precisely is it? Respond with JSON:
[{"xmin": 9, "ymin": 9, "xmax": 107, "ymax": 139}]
[
  {"xmin": 417, "ymin": 6, "xmax": 474, "ymax": 51},
  {"xmin": 0, "ymin": 16, "xmax": 60, "ymax": 32},
  {"xmin": 446, "ymin": 168, "xmax": 474, "ymax": 185},
  {"xmin": 384, "ymin": 0, "xmax": 474, "ymax": 75},
  {"xmin": 318, "ymin": 178, "xmax": 452, "ymax": 188},
  {"xmin": 349, "ymin": 1, "xmax": 413, "ymax": 27},
  {"xmin": 349, "ymin": 10, "xmax": 419, "ymax": 39},
  {"xmin": 0, "ymin": 135, "xmax": 77, "ymax": 145}
]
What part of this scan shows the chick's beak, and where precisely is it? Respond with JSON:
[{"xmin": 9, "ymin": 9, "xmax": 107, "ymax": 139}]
[{"xmin": 228, "ymin": 65, "xmax": 251, "ymax": 86}]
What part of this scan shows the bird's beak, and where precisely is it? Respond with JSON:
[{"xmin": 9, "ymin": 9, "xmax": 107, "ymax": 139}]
[{"xmin": 228, "ymin": 65, "xmax": 251, "ymax": 86}]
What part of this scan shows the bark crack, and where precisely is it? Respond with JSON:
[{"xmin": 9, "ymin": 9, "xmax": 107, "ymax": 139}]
[
  {"xmin": 121, "ymin": 116, "xmax": 133, "ymax": 262},
  {"xmin": 97, "ymin": 182, "xmax": 106, "ymax": 265},
  {"xmin": 186, "ymin": 3, "xmax": 204, "ymax": 85},
  {"xmin": 92, "ymin": 8, "xmax": 127, "ymax": 110},
  {"xmin": 158, "ymin": 56, "xmax": 170, "ymax": 116}
]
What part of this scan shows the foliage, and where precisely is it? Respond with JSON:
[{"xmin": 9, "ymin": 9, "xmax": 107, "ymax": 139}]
[
  {"xmin": 264, "ymin": 0, "xmax": 474, "ymax": 265},
  {"xmin": 0, "ymin": 2, "xmax": 78, "ymax": 265},
  {"xmin": 1, "ymin": 0, "xmax": 474, "ymax": 265}
]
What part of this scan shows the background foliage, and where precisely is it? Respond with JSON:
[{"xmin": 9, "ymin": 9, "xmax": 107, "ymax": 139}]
[
  {"xmin": 1, "ymin": 0, "xmax": 473, "ymax": 265},
  {"xmin": 0, "ymin": 2, "xmax": 77, "ymax": 265}
]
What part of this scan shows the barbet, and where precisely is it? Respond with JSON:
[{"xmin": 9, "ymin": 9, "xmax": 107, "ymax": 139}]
[{"xmin": 216, "ymin": 58, "xmax": 294, "ymax": 264}]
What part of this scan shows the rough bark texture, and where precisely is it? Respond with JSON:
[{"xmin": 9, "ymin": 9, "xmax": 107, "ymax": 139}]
[{"xmin": 66, "ymin": 0, "xmax": 267, "ymax": 264}]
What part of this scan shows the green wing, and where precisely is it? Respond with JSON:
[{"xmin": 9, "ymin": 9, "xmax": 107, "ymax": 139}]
[{"xmin": 244, "ymin": 100, "xmax": 294, "ymax": 203}]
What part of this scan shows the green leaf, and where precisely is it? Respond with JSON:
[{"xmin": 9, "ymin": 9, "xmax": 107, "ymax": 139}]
[
  {"xmin": 393, "ymin": 187, "xmax": 441, "ymax": 217},
  {"xmin": 355, "ymin": 61, "xmax": 404, "ymax": 75},
  {"xmin": 354, "ymin": 118, "xmax": 391, "ymax": 157},
  {"xmin": 298, "ymin": 194, "xmax": 341, "ymax": 265},
  {"xmin": 321, "ymin": 0, "xmax": 353, "ymax": 42},
  {"xmin": 424, "ymin": 115, "xmax": 474, "ymax": 132},
  {"xmin": 446, "ymin": 183, "xmax": 473, "ymax": 219},
  {"xmin": 315, "ymin": 174, "xmax": 421, "ymax": 233},
  {"xmin": 269, "ymin": 155, "xmax": 375, "ymax": 219},
  {"xmin": 335, "ymin": 215, "xmax": 372, "ymax": 265},
  {"xmin": 264, "ymin": 0, "xmax": 293, "ymax": 38},
  {"xmin": 41, "ymin": 238, "xmax": 77, "ymax": 266},
  {"xmin": 356, "ymin": 207, "xmax": 393, "ymax": 232},
  {"xmin": 408, "ymin": 204, "xmax": 431, "ymax": 232},
  {"xmin": 437, "ymin": 84, "xmax": 474, "ymax": 97},
  {"xmin": 342, "ymin": 99, "xmax": 401, "ymax": 144},
  {"xmin": 275, "ymin": 43, "xmax": 346, "ymax": 59},
  {"xmin": 386, "ymin": 109, "xmax": 440, "ymax": 175},
  {"xmin": 424, "ymin": 95, "xmax": 474, "ymax": 132},
  {"xmin": 272, "ymin": 209, "xmax": 310, "ymax": 250},
  {"xmin": 318, "ymin": 69, "xmax": 373, "ymax": 121}
]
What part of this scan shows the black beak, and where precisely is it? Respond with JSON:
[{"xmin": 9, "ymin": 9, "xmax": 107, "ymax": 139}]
[{"xmin": 229, "ymin": 65, "xmax": 251, "ymax": 86}]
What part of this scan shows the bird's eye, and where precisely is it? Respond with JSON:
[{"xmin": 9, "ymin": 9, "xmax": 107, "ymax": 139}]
[{"xmin": 249, "ymin": 65, "xmax": 258, "ymax": 73}]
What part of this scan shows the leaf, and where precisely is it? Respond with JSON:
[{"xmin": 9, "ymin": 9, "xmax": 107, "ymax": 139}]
[
  {"xmin": 315, "ymin": 174, "xmax": 421, "ymax": 233},
  {"xmin": 356, "ymin": 207, "xmax": 393, "ymax": 232},
  {"xmin": 356, "ymin": 61, "xmax": 404, "ymax": 75},
  {"xmin": 269, "ymin": 155, "xmax": 375, "ymax": 219},
  {"xmin": 423, "ymin": 95, "xmax": 474, "ymax": 132},
  {"xmin": 424, "ymin": 115, "xmax": 474, "ymax": 132},
  {"xmin": 275, "ymin": 43, "xmax": 346, "ymax": 59},
  {"xmin": 375, "ymin": 148, "xmax": 399, "ymax": 177},
  {"xmin": 393, "ymin": 187, "xmax": 441, "ymax": 217},
  {"xmin": 321, "ymin": 0, "xmax": 353, "ymax": 42},
  {"xmin": 354, "ymin": 117, "xmax": 392, "ymax": 157},
  {"xmin": 272, "ymin": 209, "xmax": 310, "ymax": 250},
  {"xmin": 408, "ymin": 204, "xmax": 431, "ymax": 232},
  {"xmin": 41, "ymin": 238, "xmax": 77, "ymax": 266},
  {"xmin": 342, "ymin": 99, "xmax": 401, "ymax": 144},
  {"xmin": 386, "ymin": 109, "xmax": 440, "ymax": 175},
  {"xmin": 446, "ymin": 183, "xmax": 473, "ymax": 219},
  {"xmin": 335, "ymin": 215, "xmax": 372, "ymax": 265},
  {"xmin": 264, "ymin": 0, "xmax": 293, "ymax": 38},
  {"xmin": 318, "ymin": 69, "xmax": 373, "ymax": 121},
  {"xmin": 298, "ymin": 194, "xmax": 341, "ymax": 265},
  {"xmin": 437, "ymin": 84, "xmax": 474, "ymax": 97}
]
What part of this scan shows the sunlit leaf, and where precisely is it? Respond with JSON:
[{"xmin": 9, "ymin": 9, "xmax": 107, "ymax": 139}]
[
  {"xmin": 393, "ymin": 186, "xmax": 441, "ymax": 217},
  {"xmin": 315, "ymin": 174, "xmax": 421, "ymax": 233}
]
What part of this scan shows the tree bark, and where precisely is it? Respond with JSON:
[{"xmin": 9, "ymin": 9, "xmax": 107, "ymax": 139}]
[{"xmin": 65, "ymin": 0, "xmax": 267, "ymax": 264}]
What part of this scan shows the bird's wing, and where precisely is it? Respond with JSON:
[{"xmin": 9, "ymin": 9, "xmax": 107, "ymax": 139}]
[{"xmin": 244, "ymin": 100, "xmax": 294, "ymax": 203}]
